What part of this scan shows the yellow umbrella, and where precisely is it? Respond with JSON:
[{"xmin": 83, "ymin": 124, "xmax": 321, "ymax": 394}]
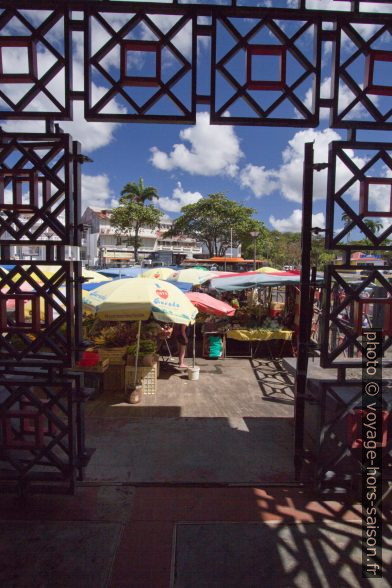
[
  {"xmin": 5, "ymin": 265, "xmax": 111, "ymax": 284},
  {"xmin": 82, "ymin": 268, "xmax": 111, "ymax": 281},
  {"xmin": 83, "ymin": 277, "xmax": 198, "ymax": 388},
  {"xmin": 82, "ymin": 277, "xmax": 198, "ymax": 325},
  {"xmin": 140, "ymin": 267, "xmax": 176, "ymax": 280},
  {"xmin": 35, "ymin": 266, "xmax": 111, "ymax": 282},
  {"xmin": 256, "ymin": 266, "xmax": 280, "ymax": 273},
  {"xmin": 170, "ymin": 268, "xmax": 218, "ymax": 285}
]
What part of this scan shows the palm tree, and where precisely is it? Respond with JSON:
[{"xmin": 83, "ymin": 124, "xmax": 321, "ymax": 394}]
[
  {"xmin": 341, "ymin": 212, "xmax": 352, "ymax": 243},
  {"xmin": 113, "ymin": 178, "xmax": 161, "ymax": 264},
  {"xmin": 341, "ymin": 213, "xmax": 383, "ymax": 243},
  {"xmin": 364, "ymin": 218, "xmax": 383, "ymax": 234},
  {"xmin": 120, "ymin": 177, "xmax": 159, "ymax": 205}
]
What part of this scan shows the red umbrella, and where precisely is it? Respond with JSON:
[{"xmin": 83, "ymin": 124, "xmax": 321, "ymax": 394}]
[
  {"xmin": 185, "ymin": 292, "xmax": 236, "ymax": 316},
  {"xmin": 185, "ymin": 292, "xmax": 235, "ymax": 368}
]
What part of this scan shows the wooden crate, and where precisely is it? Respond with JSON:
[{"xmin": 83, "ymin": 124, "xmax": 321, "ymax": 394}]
[
  {"xmin": 124, "ymin": 364, "xmax": 158, "ymax": 395},
  {"xmin": 71, "ymin": 358, "xmax": 110, "ymax": 373},
  {"xmin": 103, "ymin": 365, "xmax": 125, "ymax": 392},
  {"xmin": 97, "ymin": 346, "xmax": 127, "ymax": 365}
]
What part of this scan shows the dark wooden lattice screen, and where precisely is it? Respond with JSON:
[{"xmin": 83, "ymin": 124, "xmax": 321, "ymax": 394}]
[{"xmin": 0, "ymin": 0, "xmax": 391, "ymax": 491}]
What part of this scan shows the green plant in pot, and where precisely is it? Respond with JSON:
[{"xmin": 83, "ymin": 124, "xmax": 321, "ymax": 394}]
[{"xmin": 126, "ymin": 339, "xmax": 157, "ymax": 366}]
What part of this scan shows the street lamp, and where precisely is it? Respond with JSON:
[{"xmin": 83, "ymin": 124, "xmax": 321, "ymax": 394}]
[{"xmin": 250, "ymin": 230, "xmax": 260, "ymax": 270}]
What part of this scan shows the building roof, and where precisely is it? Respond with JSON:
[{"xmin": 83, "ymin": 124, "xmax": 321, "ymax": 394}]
[
  {"xmin": 350, "ymin": 251, "xmax": 382, "ymax": 261},
  {"xmin": 86, "ymin": 206, "xmax": 111, "ymax": 220}
]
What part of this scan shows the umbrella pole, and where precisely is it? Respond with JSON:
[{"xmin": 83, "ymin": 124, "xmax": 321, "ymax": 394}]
[
  {"xmin": 193, "ymin": 323, "xmax": 196, "ymax": 369},
  {"xmin": 134, "ymin": 320, "xmax": 141, "ymax": 387}
]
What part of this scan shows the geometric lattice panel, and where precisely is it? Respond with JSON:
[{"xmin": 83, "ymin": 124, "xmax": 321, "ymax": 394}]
[
  {"xmin": 320, "ymin": 265, "xmax": 392, "ymax": 368},
  {"xmin": 85, "ymin": 8, "xmax": 195, "ymax": 123},
  {"xmin": 0, "ymin": 7, "xmax": 71, "ymax": 120},
  {"xmin": 0, "ymin": 263, "xmax": 75, "ymax": 367},
  {"xmin": 0, "ymin": 133, "xmax": 74, "ymax": 245},
  {"xmin": 326, "ymin": 141, "xmax": 392, "ymax": 250},
  {"xmin": 0, "ymin": 376, "xmax": 79, "ymax": 491},
  {"xmin": 211, "ymin": 14, "xmax": 321, "ymax": 127},
  {"xmin": 305, "ymin": 380, "xmax": 392, "ymax": 487},
  {"xmin": 330, "ymin": 15, "xmax": 392, "ymax": 130}
]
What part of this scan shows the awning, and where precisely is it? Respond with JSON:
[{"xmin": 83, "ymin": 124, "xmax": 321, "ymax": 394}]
[{"xmin": 209, "ymin": 272, "xmax": 323, "ymax": 292}]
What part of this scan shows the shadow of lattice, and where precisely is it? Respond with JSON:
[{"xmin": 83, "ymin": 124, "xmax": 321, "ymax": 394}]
[{"xmin": 251, "ymin": 358, "xmax": 295, "ymax": 405}]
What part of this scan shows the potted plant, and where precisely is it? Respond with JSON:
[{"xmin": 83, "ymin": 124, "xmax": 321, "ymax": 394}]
[{"xmin": 126, "ymin": 339, "xmax": 157, "ymax": 366}]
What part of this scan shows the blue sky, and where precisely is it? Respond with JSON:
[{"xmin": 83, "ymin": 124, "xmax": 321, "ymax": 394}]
[{"xmin": 1, "ymin": 2, "xmax": 392, "ymax": 238}]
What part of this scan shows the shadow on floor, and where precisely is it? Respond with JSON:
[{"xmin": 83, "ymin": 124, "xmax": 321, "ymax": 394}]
[
  {"xmin": 251, "ymin": 358, "xmax": 295, "ymax": 405},
  {"xmin": 85, "ymin": 416, "xmax": 295, "ymax": 484}
]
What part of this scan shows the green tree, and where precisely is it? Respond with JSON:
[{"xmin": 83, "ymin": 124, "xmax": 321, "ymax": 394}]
[
  {"xmin": 165, "ymin": 193, "xmax": 266, "ymax": 258},
  {"xmin": 120, "ymin": 177, "xmax": 158, "ymax": 204},
  {"xmin": 262, "ymin": 231, "xmax": 302, "ymax": 268},
  {"xmin": 111, "ymin": 178, "xmax": 162, "ymax": 263},
  {"xmin": 310, "ymin": 235, "xmax": 338, "ymax": 269}
]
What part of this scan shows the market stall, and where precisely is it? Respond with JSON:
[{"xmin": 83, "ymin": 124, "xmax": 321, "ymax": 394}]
[
  {"xmin": 226, "ymin": 327, "xmax": 295, "ymax": 359},
  {"xmin": 185, "ymin": 292, "xmax": 235, "ymax": 365},
  {"xmin": 205, "ymin": 271, "xmax": 312, "ymax": 359},
  {"xmin": 81, "ymin": 277, "xmax": 198, "ymax": 402}
]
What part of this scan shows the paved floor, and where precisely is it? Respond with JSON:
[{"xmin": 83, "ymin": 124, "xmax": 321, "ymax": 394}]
[
  {"xmin": 85, "ymin": 358, "xmax": 295, "ymax": 419},
  {"xmin": 0, "ymin": 484, "xmax": 390, "ymax": 587},
  {"xmin": 1, "ymin": 357, "xmax": 391, "ymax": 586},
  {"xmin": 85, "ymin": 358, "xmax": 296, "ymax": 484}
]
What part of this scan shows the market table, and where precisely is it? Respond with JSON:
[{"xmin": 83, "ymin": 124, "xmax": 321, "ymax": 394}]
[
  {"xmin": 226, "ymin": 329, "xmax": 294, "ymax": 359},
  {"xmin": 68, "ymin": 360, "xmax": 109, "ymax": 398}
]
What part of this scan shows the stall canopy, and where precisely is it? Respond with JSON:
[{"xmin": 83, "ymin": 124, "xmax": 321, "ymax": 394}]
[
  {"xmin": 210, "ymin": 272, "xmax": 323, "ymax": 292},
  {"xmin": 210, "ymin": 273, "xmax": 302, "ymax": 292},
  {"xmin": 166, "ymin": 279, "xmax": 193, "ymax": 292},
  {"xmin": 82, "ymin": 280, "xmax": 109, "ymax": 291},
  {"xmin": 170, "ymin": 268, "xmax": 219, "ymax": 285},
  {"xmin": 96, "ymin": 267, "xmax": 144, "ymax": 278},
  {"xmin": 256, "ymin": 267, "xmax": 300, "ymax": 275},
  {"xmin": 185, "ymin": 292, "xmax": 236, "ymax": 316}
]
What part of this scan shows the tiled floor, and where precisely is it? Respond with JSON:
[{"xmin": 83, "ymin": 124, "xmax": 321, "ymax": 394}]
[{"xmin": 0, "ymin": 484, "xmax": 390, "ymax": 587}]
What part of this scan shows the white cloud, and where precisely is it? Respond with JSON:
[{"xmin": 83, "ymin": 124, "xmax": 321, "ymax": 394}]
[
  {"xmin": 304, "ymin": 76, "xmax": 379, "ymax": 122},
  {"xmin": 61, "ymin": 101, "xmax": 121, "ymax": 152},
  {"xmin": 239, "ymin": 164, "xmax": 279, "ymax": 198},
  {"xmin": 278, "ymin": 128, "xmax": 341, "ymax": 202},
  {"xmin": 158, "ymin": 182, "xmax": 203, "ymax": 213},
  {"xmin": 269, "ymin": 209, "xmax": 325, "ymax": 232},
  {"xmin": 82, "ymin": 173, "xmax": 113, "ymax": 210},
  {"xmin": 240, "ymin": 128, "xmax": 367, "ymax": 204},
  {"xmin": 150, "ymin": 111, "xmax": 243, "ymax": 177},
  {"xmin": 0, "ymin": 35, "xmax": 123, "ymax": 153}
]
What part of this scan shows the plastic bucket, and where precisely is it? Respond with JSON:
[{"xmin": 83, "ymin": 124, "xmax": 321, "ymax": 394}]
[{"xmin": 188, "ymin": 366, "xmax": 200, "ymax": 381}]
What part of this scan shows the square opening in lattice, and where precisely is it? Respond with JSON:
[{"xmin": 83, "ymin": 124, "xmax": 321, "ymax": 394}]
[
  {"xmin": 0, "ymin": 37, "xmax": 37, "ymax": 83},
  {"xmin": 246, "ymin": 45, "xmax": 286, "ymax": 91},
  {"xmin": 353, "ymin": 298, "xmax": 392, "ymax": 336},
  {"xmin": 20, "ymin": 397, "xmax": 59, "ymax": 436},
  {"xmin": 2, "ymin": 411, "xmax": 44, "ymax": 449},
  {"xmin": 0, "ymin": 293, "xmax": 41, "ymax": 333},
  {"xmin": 359, "ymin": 178, "xmax": 392, "ymax": 217},
  {"xmin": 120, "ymin": 41, "xmax": 161, "ymax": 87},
  {"xmin": 0, "ymin": 170, "xmax": 38, "ymax": 212},
  {"xmin": 365, "ymin": 50, "xmax": 392, "ymax": 96}
]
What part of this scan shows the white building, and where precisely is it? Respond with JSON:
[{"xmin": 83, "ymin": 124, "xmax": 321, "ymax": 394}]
[{"xmin": 80, "ymin": 207, "xmax": 202, "ymax": 266}]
